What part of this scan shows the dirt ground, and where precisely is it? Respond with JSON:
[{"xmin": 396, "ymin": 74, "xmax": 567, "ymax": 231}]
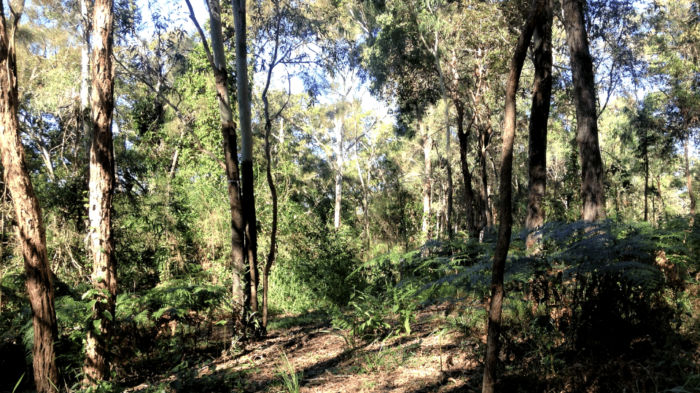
[{"xmin": 128, "ymin": 306, "xmax": 484, "ymax": 392}]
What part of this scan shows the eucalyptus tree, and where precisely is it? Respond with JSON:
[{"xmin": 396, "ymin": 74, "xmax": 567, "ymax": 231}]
[
  {"xmin": 232, "ymin": 0, "xmax": 261, "ymax": 313},
  {"xmin": 252, "ymin": 0, "xmax": 318, "ymax": 329},
  {"xmin": 646, "ymin": 0, "xmax": 700, "ymax": 216},
  {"xmin": 0, "ymin": 2, "xmax": 59, "ymax": 391},
  {"xmin": 364, "ymin": 0, "xmax": 510, "ymax": 238},
  {"xmin": 483, "ymin": 0, "xmax": 547, "ymax": 391},
  {"xmin": 361, "ymin": 0, "xmax": 442, "ymax": 238},
  {"xmin": 184, "ymin": 0, "xmax": 249, "ymax": 319},
  {"xmin": 84, "ymin": 0, "xmax": 117, "ymax": 383},
  {"xmin": 525, "ymin": 0, "xmax": 554, "ymax": 248},
  {"xmin": 562, "ymin": 0, "xmax": 607, "ymax": 221}
]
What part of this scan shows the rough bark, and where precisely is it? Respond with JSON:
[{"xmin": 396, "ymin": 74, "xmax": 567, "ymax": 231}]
[
  {"xmin": 525, "ymin": 0, "xmax": 554, "ymax": 249},
  {"xmin": 482, "ymin": 1, "xmax": 545, "ymax": 391},
  {"xmin": 84, "ymin": 0, "xmax": 116, "ymax": 383},
  {"xmin": 455, "ymin": 101, "xmax": 478, "ymax": 237},
  {"xmin": 232, "ymin": 0, "xmax": 259, "ymax": 313},
  {"xmin": 421, "ymin": 119, "xmax": 433, "ymax": 237},
  {"xmin": 562, "ymin": 0, "xmax": 607, "ymax": 221},
  {"xmin": 0, "ymin": 3, "xmax": 59, "ymax": 391}
]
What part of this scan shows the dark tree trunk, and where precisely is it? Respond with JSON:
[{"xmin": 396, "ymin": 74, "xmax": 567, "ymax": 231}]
[
  {"xmin": 644, "ymin": 146, "xmax": 649, "ymax": 221},
  {"xmin": 232, "ymin": 0, "xmax": 260, "ymax": 315},
  {"xmin": 84, "ymin": 0, "xmax": 117, "ymax": 384},
  {"xmin": 0, "ymin": 4, "xmax": 59, "ymax": 391},
  {"xmin": 686, "ymin": 135, "xmax": 695, "ymax": 216},
  {"xmin": 261, "ymin": 45, "xmax": 279, "ymax": 332},
  {"xmin": 455, "ymin": 101, "xmax": 479, "ymax": 237},
  {"xmin": 562, "ymin": 0, "xmax": 607, "ymax": 221},
  {"xmin": 525, "ymin": 0, "xmax": 554, "ymax": 249},
  {"xmin": 482, "ymin": 1, "xmax": 545, "ymax": 391}
]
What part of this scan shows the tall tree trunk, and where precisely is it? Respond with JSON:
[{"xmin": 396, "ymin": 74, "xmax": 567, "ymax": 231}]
[
  {"xmin": 478, "ymin": 121, "xmax": 492, "ymax": 231},
  {"xmin": 686, "ymin": 135, "xmax": 695, "ymax": 215},
  {"xmin": 437, "ymin": 75, "xmax": 453, "ymax": 238},
  {"xmin": 525, "ymin": 0, "xmax": 553, "ymax": 249},
  {"xmin": 204, "ymin": 0, "xmax": 248, "ymax": 310},
  {"xmin": 80, "ymin": 0, "xmax": 91, "ymax": 160},
  {"xmin": 84, "ymin": 0, "xmax": 116, "ymax": 384},
  {"xmin": 232, "ymin": 0, "xmax": 259, "ymax": 314},
  {"xmin": 333, "ymin": 117, "xmax": 344, "ymax": 229},
  {"xmin": 562, "ymin": 0, "xmax": 607, "ymax": 221},
  {"xmin": 644, "ymin": 146, "xmax": 649, "ymax": 221},
  {"xmin": 446, "ymin": 158, "xmax": 453, "ymax": 237},
  {"xmin": 421, "ymin": 119, "xmax": 432, "ymax": 237},
  {"xmin": 0, "ymin": 4, "xmax": 59, "ymax": 391},
  {"xmin": 455, "ymin": 102, "xmax": 478, "ymax": 237},
  {"xmin": 482, "ymin": 1, "xmax": 544, "ymax": 391},
  {"xmin": 260, "ymin": 18, "xmax": 280, "ymax": 330}
]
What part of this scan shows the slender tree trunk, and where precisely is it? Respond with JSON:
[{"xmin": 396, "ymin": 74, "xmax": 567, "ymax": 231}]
[
  {"xmin": 644, "ymin": 148, "xmax": 649, "ymax": 221},
  {"xmin": 446, "ymin": 158, "xmax": 453, "ymax": 237},
  {"xmin": 421, "ymin": 119, "xmax": 432, "ymax": 237},
  {"xmin": 478, "ymin": 122, "xmax": 492, "ymax": 231},
  {"xmin": 185, "ymin": 0, "xmax": 248, "ymax": 311},
  {"xmin": 0, "ymin": 4, "xmax": 59, "ymax": 391},
  {"xmin": 260, "ymin": 23, "xmax": 280, "ymax": 330},
  {"xmin": 482, "ymin": 2, "xmax": 544, "ymax": 391},
  {"xmin": 437, "ymin": 75, "xmax": 453, "ymax": 237},
  {"xmin": 80, "ymin": 0, "xmax": 91, "ymax": 160},
  {"xmin": 333, "ymin": 117, "xmax": 344, "ymax": 229},
  {"xmin": 84, "ymin": 0, "xmax": 116, "ymax": 383},
  {"xmin": 455, "ymin": 102, "xmax": 478, "ymax": 237},
  {"xmin": 686, "ymin": 135, "xmax": 695, "ymax": 215},
  {"xmin": 207, "ymin": 0, "xmax": 248, "ymax": 310},
  {"xmin": 232, "ymin": 0, "xmax": 259, "ymax": 314},
  {"xmin": 525, "ymin": 0, "xmax": 553, "ymax": 249},
  {"xmin": 563, "ymin": 0, "xmax": 607, "ymax": 221}
]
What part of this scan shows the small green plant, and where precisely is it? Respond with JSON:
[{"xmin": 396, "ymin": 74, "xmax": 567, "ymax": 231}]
[
  {"xmin": 276, "ymin": 353, "xmax": 302, "ymax": 393},
  {"xmin": 12, "ymin": 373, "xmax": 24, "ymax": 393}
]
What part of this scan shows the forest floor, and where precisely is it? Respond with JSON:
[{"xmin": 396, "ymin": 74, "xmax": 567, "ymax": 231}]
[{"xmin": 125, "ymin": 305, "xmax": 483, "ymax": 393}]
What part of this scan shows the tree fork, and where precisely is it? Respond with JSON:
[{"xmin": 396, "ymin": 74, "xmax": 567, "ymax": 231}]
[{"xmin": 482, "ymin": 1, "xmax": 545, "ymax": 391}]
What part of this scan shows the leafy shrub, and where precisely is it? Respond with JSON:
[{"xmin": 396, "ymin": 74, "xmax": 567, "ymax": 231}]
[{"xmin": 271, "ymin": 212, "xmax": 364, "ymax": 312}]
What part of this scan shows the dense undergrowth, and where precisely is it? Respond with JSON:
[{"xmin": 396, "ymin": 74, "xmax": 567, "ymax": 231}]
[{"xmin": 2, "ymin": 216, "xmax": 700, "ymax": 392}]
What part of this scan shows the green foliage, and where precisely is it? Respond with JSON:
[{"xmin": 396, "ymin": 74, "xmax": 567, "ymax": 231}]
[
  {"xmin": 275, "ymin": 353, "xmax": 302, "ymax": 393},
  {"xmin": 271, "ymin": 207, "xmax": 364, "ymax": 312}
]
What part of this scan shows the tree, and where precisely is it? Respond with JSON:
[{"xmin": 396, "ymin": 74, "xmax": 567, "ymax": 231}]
[
  {"xmin": 184, "ymin": 0, "xmax": 249, "ymax": 321},
  {"xmin": 483, "ymin": 0, "xmax": 546, "ymax": 391},
  {"xmin": 232, "ymin": 0, "xmax": 260, "ymax": 314},
  {"xmin": 84, "ymin": 0, "xmax": 117, "ymax": 383},
  {"xmin": 563, "ymin": 0, "xmax": 607, "ymax": 221},
  {"xmin": 525, "ymin": 0, "xmax": 554, "ymax": 248},
  {"xmin": 0, "ymin": 2, "xmax": 59, "ymax": 391}
]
